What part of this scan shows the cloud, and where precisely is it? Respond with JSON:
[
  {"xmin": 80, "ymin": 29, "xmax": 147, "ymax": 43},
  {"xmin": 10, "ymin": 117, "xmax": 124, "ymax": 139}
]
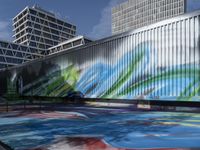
[
  {"xmin": 0, "ymin": 20, "xmax": 12, "ymax": 41},
  {"xmin": 187, "ymin": 0, "xmax": 200, "ymax": 12},
  {"xmin": 89, "ymin": 0, "xmax": 127, "ymax": 40}
]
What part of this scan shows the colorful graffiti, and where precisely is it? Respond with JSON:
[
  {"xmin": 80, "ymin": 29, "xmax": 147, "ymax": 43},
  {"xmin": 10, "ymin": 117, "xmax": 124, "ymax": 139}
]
[
  {"xmin": 0, "ymin": 14, "xmax": 200, "ymax": 101},
  {"xmin": 0, "ymin": 108, "xmax": 200, "ymax": 149},
  {"xmin": 22, "ymin": 64, "xmax": 80, "ymax": 97},
  {"xmin": 16, "ymin": 41, "xmax": 200, "ymax": 101}
]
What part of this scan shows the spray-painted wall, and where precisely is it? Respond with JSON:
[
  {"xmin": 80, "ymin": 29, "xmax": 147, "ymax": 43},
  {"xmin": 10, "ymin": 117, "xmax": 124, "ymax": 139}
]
[{"xmin": 0, "ymin": 11, "xmax": 200, "ymax": 101}]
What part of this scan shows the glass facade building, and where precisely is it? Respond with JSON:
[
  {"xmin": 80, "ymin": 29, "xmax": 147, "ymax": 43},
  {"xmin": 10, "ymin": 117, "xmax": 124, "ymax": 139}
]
[
  {"xmin": 112, "ymin": 0, "xmax": 186, "ymax": 35},
  {"xmin": 0, "ymin": 5, "xmax": 79, "ymax": 69},
  {"xmin": 0, "ymin": 10, "xmax": 200, "ymax": 102},
  {"xmin": 13, "ymin": 5, "xmax": 76, "ymax": 54},
  {"xmin": 0, "ymin": 41, "xmax": 42, "ymax": 69}
]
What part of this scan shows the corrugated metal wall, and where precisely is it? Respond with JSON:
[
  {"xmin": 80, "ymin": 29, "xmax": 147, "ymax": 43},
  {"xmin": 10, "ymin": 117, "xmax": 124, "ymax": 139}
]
[{"xmin": 0, "ymin": 13, "xmax": 200, "ymax": 101}]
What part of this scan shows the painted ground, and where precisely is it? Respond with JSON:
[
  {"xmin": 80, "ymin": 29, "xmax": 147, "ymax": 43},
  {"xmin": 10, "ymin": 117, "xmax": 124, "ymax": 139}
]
[{"xmin": 0, "ymin": 106, "xmax": 200, "ymax": 150}]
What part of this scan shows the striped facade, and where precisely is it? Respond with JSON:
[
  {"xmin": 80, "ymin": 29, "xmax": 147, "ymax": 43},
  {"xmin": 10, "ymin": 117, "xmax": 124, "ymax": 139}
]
[{"xmin": 112, "ymin": 0, "xmax": 186, "ymax": 35}]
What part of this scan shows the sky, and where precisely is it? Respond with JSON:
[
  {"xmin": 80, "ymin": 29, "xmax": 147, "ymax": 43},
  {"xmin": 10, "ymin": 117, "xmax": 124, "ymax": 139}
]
[{"xmin": 0, "ymin": 0, "xmax": 200, "ymax": 42}]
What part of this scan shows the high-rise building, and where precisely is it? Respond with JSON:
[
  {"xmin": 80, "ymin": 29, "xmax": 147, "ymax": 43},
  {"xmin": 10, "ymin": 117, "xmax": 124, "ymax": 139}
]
[
  {"xmin": 0, "ymin": 40, "xmax": 42, "ymax": 69},
  {"xmin": 13, "ymin": 5, "xmax": 76, "ymax": 54},
  {"xmin": 0, "ymin": 5, "xmax": 92, "ymax": 69},
  {"xmin": 112, "ymin": 0, "xmax": 186, "ymax": 35}
]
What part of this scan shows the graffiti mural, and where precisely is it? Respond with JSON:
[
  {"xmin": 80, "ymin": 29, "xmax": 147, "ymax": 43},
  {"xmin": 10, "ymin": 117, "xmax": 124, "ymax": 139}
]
[{"xmin": 0, "ymin": 13, "xmax": 200, "ymax": 101}]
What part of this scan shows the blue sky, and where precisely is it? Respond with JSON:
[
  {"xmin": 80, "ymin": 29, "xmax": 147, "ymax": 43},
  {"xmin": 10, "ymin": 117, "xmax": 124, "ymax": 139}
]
[{"xmin": 0, "ymin": 0, "xmax": 200, "ymax": 41}]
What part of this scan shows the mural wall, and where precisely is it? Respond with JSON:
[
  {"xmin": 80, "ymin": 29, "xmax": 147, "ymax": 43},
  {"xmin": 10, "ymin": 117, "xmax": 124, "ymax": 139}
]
[{"xmin": 0, "ymin": 14, "xmax": 200, "ymax": 101}]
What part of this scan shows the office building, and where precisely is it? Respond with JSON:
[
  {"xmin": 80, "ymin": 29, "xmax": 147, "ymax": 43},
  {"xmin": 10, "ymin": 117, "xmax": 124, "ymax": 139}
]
[
  {"xmin": 13, "ymin": 5, "xmax": 76, "ymax": 54},
  {"xmin": 0, "ymin": 40, "xmax": 42, "ymax": 69},
  {"xmin": 0, "ymin": 5, "xmax": 81, "ymax": 69},
  {"xmin": 112, "ymin": 0, "xmax": 186, "ymax": 34}
]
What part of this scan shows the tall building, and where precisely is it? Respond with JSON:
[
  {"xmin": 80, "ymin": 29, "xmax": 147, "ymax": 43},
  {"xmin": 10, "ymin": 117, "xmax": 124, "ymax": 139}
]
[
  {"xmin": 13, "ymin": 5, "xmax": 76, "ymax": 54},
  {"xmin": 0, "ymin": 40, "xmax": 42, "ymax": 69},
  {"xmin": 112, "ymin": 0, "xmax": 186, "ymax": 35},
  {"xmin": 0, "ymin": 5, "xmax": 92, "ymax": 69}
]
